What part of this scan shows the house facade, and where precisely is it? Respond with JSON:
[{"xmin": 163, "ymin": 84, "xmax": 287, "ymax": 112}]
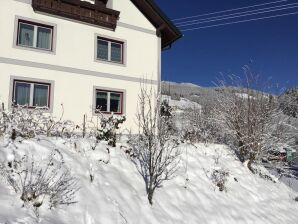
[{"xmin": 0, "ymin": 0, "xmax": 181, "ymax": 132}]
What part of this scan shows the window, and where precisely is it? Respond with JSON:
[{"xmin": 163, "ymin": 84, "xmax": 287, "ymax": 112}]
[
  {"xmin": 97, "ymin": 37, "xmax": 124, "ymax": 64},
  {"xmin": 17, "ymin": 20, "xmax": 53, "ymax": 51},
  {"xmin": 95, "ymin": 89, "xmax": 123, "ymax": 114},
  {"xmin": 13, "ymin": 80, "xmax": 51, "ymax": 108}
]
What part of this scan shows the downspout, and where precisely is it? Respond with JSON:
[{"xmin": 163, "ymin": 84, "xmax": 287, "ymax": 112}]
[{"xmin": 156, "ymin": 27, "xmax": 163, "ymax": 94}]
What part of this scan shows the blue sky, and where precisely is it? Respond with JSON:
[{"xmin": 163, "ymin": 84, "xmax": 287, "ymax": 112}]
[{"xmin": 155, "ymin": 0, "xmax": 298, "ymax": 89}]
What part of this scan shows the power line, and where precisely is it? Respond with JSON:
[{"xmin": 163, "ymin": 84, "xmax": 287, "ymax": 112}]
[
  {"xmin": 172, "ymin": 0, "xmax": 288, "ymax": 21},
  {"xmin": 175, "ymin": 2, "xmax": 298, "ymax": 26},
  {"xmin": 181, "ymin": 10, "xmax": 298, "ymax": 32},
  {"xmin": 176, "ymin": 3, "xmax": 298, "ymax": 27}
]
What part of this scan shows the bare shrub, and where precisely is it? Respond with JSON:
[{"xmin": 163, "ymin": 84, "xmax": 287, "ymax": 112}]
[
  {"xmin": 130, "ymin": 83, "xmax": 180, "ymax": 205},
  {"xmin": 203, "ymin": 152, "xmax": 230, "ymax": 192},
  {"xmin": 211, "ymin": 168, "xmax": 229, "ymax": 192},
  {"xmin": 182, "ymin": 107, "xmax": 223, "ymax": 144},
  {"xmin": 0, "ymin": 149, "xmax": 79, "ymax": 216},
  {"xmin": 160, "ymin": 100, "xmax": 177, "ymax": 135},
  {"xmin": 214, "ymin": 66, "xmax": 297, "ymax": 174}
]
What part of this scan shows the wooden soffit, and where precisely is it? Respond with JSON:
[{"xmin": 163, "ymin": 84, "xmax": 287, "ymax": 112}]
[{"xmin": 32, "ymin": 0, "xmax": 120, "ymax": 30}]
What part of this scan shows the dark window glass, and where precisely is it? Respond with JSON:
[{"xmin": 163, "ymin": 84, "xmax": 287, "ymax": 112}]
[
  {"xmin": 18, "ymin": 23, "xmax": 34, "ymax": 47},
  {"xmin": 111, "ymin": 42, "xmax": 122, "ymax": 63},
  {"xmin": 97, "ymin": 39, "xmax": 109, "ymax": 60},
  {"xmin": 33, "ymin": 84, "xmax": 49, "ymax": 107},
  {"xmin": 110, "ymin": 93, "xmax": 121, "ymax": 113},
  {"xmin": 96, "ymin": 92, "xmax": 108, "ymax": 111},
  {"xmin": 37, "ymin": 27, "xmax": 51, "ymax": 50},
  {"xmin": 15, "ymin": 82, "xmax": 31, "ymax": 105}
]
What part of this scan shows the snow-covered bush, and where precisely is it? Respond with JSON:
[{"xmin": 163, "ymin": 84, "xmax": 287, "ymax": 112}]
[
  {"xmin": 279, "ymin": 87, "xmax": 298, "ymax": 118},
  {"xmin": 0, "ymin": 105, "xmax": 78, "ymax": 140},
  {"xmin": 130, "ymin": 83, "xmax": 180, "ymax": 205},
  {"xmin": 181, "ymin": 107, "xmax": 223, "ymax": 144},
  {"xmin": 94, "ymin": 113, "xmax": 126, "ymax": 147},
  {"xmin": 0, "ymin": 149, "xmax": 78, "ymax": 215}
]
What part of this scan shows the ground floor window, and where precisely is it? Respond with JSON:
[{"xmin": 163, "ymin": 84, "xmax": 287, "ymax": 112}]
[
  {"xmin": 95, "ymin": 89, "xmax": 123, "ymax": 114},
  {"xmin": 13, "ymin": 80, "xmax": 51, "ymax": 108}
]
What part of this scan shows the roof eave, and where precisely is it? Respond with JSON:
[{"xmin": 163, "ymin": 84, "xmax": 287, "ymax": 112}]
[{"xmin": 131, "ymin": 0, "xmax": 182, "ymax": 49}]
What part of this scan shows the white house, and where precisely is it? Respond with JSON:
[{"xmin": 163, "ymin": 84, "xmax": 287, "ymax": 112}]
[{"xmin": 0, "ymin": 0, "xmax": 181, "ymax": 132}]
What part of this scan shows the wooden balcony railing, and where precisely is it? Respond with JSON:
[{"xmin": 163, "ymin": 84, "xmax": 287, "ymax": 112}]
[{"xmin": 32, "ymin": 0, "xmax": 120, "ymax": 30}]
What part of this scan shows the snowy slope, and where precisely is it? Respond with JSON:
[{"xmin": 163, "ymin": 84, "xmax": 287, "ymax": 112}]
[
  {"xmin": 162, "ymin": 95, "xmax": 201, "ymax": 111},
  {"xmin": 0, "ymin": 137, "xmax": 297, "ymax": 224}
]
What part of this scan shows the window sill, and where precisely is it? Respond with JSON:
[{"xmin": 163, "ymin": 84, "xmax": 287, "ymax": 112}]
[
  {"xmin": 12, "ymin": 105, "xmax": 52, "ymax": 113},
  {"xmin": 95, "ymin": 111, "xmax": 123, "ymax": 116},
  {"xmin": 94, "ymin": 58, "xmax": 126, "ymax": 67},
  {"xmin": 14, "ymin": 45, "xmax": 56, "ymax": 55}
]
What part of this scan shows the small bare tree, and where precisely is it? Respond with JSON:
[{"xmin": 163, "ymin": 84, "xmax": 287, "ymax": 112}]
[{"xmin": 130, "ymin": 83, "xmax": 180, "ymax": 205}]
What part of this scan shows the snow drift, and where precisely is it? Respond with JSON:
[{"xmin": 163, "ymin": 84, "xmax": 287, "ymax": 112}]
[{"xmin": 0, "ymin": 137, "xmax": 297, "ymax": 224}]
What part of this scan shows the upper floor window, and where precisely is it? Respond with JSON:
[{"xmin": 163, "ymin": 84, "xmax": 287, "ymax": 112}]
[
  {"xmin": 17, "ymin": 20, "xmax": 53, "ymax": 51},
  {"xmin": 13, "ymin": 80, "xmax": 51, "ymax": 108},
  {"xmin": 97, "ymin": 37, "xmax": 124, "ymax": 64}
]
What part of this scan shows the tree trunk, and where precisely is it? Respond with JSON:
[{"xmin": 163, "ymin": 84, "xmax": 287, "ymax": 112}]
[
  {"xmin": 238, "ymin": 140, "xmax": 245, "ymax": 162},
  {"xmin": 148, "ymin": 190, "xmax": 153, "ymax": 205}
]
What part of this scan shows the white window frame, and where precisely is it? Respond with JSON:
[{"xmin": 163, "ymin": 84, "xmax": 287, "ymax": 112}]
[
  {"xmin": 16, "ymin": 20, "xmax": 54, "ymax": 51},
  {"xmin": 13, "ymin": 80, "xmax": 51, "ymax": 108},
  {"xmin": 95, "ymin": 89, "xmax": 123, "ymax": 114},
  {"xmin": 97, "ymin": 37, "xmax": 123, "ymax": 64}
]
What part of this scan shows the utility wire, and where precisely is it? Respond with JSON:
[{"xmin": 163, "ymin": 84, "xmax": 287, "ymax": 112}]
[
  {"xmin": 175, "ymin": 2, "xmax": 298, "ymax": 26},
  {"xmin": 172, "ymin": 0, "xmax": 288, "ymax": 21},
  {"xmin": 176, "ymin": 3, "xmax": 298, "ymax": 27},
  {"xmin": 181, "ymin": 10, "xmax": 298, "ymax": 32}
]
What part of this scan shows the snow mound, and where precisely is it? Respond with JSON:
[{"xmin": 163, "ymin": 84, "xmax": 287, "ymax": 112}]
[{"xmin": 0, "ymin": 138, "xmax": 297, "ymax": 224}]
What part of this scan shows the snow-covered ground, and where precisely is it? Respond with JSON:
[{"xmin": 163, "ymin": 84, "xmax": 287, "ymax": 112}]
[
  {"xmin": 0, "ymin": 137, "xmax": 297, "ymax": 224},
  {"xmin": 162, "ymin": 95, "xmax": 201, "ymax": 111}
]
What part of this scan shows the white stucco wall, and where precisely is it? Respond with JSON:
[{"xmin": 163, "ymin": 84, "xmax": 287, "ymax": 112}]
[{"xmin": 0, "ymin": 0, "xmax": 161, "ymax": 132}]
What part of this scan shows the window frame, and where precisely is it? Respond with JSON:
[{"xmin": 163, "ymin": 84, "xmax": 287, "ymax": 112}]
[
  {"xmin": 13, "ymin": 16, "xmax": 57, "ymax": 54},
  {"xmin": 12, "ymin": 79, "xmax": 52, "ymax": 109},
  {"xmin": 94, "ymin": 89, "xmax": 124, "ymax": 115},
  {"xmin": 96, "ymin": 36, "xmax": 125, "ymax": 65},
  {"xmin": 17, "ymin": 20, "xmax": 53, "ymax": 51}
]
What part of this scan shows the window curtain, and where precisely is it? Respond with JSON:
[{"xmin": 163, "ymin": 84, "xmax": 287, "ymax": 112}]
[
  {"xmin": 33, "ymin": 85, "xmax": 48, "ymax": 107},
  {"xmin": 37, "ymin": 27, "xmax": 51, "ymax": 50},
  {"xmin": 111, "ymin": 43, "xmax": 122, "ymax": 63},
  {"xmin": 97, "ymin": 39, "xmax": 109, "ymax": 60},
  {"xmin": 18, "ymin": 23, "xmax": 34, "ymax": 47},
  {"xmin": 96, "ymin": 92, "xmax": 108, "ymax": 111},
  {"xmin": 110, "ymin": 93, "xmax": 121, "ymax": 112},
  {"xmin": 15, "ymin": 83, "xmax": 30, "ymax": 105}
]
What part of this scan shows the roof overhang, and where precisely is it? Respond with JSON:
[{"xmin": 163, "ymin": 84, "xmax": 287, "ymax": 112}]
[{"xmin": 131, "ymin": 0, "xmax": 182, "ymax": 49}]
